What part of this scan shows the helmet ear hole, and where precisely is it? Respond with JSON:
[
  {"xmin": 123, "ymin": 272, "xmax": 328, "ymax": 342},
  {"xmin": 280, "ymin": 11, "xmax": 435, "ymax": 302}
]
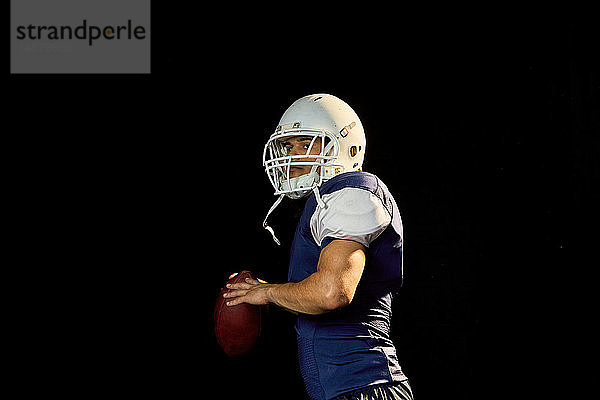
[
  {"xmin": 324, "ymin": 136, "xmax": 331, "ymax": 151},
  {"xmin": 349, "ymin": 146, "xmax": 358, "ymax": 158}
]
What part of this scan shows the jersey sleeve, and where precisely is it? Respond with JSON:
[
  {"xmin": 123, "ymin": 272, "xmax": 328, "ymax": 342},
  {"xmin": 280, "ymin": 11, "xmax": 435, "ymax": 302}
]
[{"xmin": 309, "ymin": 187, "xmax": 392, "ymax": 248}]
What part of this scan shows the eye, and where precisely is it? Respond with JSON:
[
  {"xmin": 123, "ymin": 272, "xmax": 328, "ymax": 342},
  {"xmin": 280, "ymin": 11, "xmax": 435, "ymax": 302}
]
[{"xmin": 280, "ymin": 142, "xmax": 292, "ymax": 154}]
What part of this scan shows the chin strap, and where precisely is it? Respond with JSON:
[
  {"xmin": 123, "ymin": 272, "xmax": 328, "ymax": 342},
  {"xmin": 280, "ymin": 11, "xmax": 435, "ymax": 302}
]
[
  {"xmin": 262, "ymin": 186, "xmax": 327, "ymax": 246},
  {"xmin": 263, "ymin": 194, "xmax": 285, "ymax": 246},
  {"xmin": 312, "ymin": 185, "xmax": 327, "ymax": 209}
]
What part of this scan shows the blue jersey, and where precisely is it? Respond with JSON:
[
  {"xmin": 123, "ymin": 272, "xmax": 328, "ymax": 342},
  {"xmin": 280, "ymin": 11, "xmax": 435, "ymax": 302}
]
[{"xmin": 287, "ymin": 171, "xmax": 407, "ymax": 400}]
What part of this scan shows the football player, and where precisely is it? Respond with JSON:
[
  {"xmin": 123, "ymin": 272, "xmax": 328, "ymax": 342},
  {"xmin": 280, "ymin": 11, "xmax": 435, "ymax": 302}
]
[{"xmin": 224, "ymin": 94, "xmax": 414, "ymax": 400}]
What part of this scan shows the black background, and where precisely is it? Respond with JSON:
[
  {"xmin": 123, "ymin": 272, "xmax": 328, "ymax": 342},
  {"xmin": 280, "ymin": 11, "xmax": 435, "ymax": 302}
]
[{"xmin": 6, "ymin": 5, "xmax": 598, "ymax": 400}]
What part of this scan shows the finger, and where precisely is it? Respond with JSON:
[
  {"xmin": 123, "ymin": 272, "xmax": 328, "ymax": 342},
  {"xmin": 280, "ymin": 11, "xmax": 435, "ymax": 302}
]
[
  {"xmin": 226, "ymin": 282, "xmax": 253, "ymax": 290},
  {"xmin": 224, "ymin": 289, "xmax": 248, "ymax": 298},
  {"xmin": 226, "ymin": 296, "xmax": 246, "ymax": 307},
  {"xmin": 245, "ymin": 277, "xmax": 268, "ymax": 284}
]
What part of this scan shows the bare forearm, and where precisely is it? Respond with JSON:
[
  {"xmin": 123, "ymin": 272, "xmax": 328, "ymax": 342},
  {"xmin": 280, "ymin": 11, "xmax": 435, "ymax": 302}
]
[{"xmin": 266, "ymin": 272, "xmax": 343, "ymax": 315}]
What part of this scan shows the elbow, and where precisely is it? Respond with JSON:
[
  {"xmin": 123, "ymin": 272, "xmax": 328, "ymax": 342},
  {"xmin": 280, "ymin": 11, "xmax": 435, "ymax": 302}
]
[{"xmin": 321, "ymin": 288, "xmax": 352, "ymax": 312}]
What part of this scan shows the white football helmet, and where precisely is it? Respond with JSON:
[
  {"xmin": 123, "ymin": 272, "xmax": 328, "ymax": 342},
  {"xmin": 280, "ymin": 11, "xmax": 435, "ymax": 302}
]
[
  {"xmin": 263, "ymin": 93, "xmax": 366, "ymax": 199},
  {"xmin": 261, "ymin": 93, "xmax": 366, "ymax": 245}
]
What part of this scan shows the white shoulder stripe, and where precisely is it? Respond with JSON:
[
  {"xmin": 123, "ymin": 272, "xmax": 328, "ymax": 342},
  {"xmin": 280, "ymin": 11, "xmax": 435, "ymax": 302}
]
[{"xmin": 310, "ymin": 187, "xmax": 392, "ymax": 247}]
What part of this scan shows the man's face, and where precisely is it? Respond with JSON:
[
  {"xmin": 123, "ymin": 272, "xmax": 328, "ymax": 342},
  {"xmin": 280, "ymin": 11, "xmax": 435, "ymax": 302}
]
[{"xmin": 279, "ymin": 136, "xmax": 323, "ymax": 179}]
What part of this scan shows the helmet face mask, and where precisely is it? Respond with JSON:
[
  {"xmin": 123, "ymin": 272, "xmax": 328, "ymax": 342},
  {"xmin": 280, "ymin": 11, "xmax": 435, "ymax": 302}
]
[
  {"xmin": 263, "ymin": 128, "xmax": 342, "ymax": 198},
  {"xmin": 263, "ymin": 94, "xmax": 366, "ymax": 199}
]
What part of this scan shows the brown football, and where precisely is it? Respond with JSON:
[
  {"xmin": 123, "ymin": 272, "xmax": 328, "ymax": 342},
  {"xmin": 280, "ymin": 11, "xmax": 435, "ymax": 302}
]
[{"xmin": 214, "ymin": 270, "xmax": 264, "ymax": 358}]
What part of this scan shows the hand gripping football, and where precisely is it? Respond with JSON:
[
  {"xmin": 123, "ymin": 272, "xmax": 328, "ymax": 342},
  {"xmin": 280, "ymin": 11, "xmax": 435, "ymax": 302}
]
[{"xmin": 214, "ymin": 270, "xmax": 264, "ymax": 358}]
